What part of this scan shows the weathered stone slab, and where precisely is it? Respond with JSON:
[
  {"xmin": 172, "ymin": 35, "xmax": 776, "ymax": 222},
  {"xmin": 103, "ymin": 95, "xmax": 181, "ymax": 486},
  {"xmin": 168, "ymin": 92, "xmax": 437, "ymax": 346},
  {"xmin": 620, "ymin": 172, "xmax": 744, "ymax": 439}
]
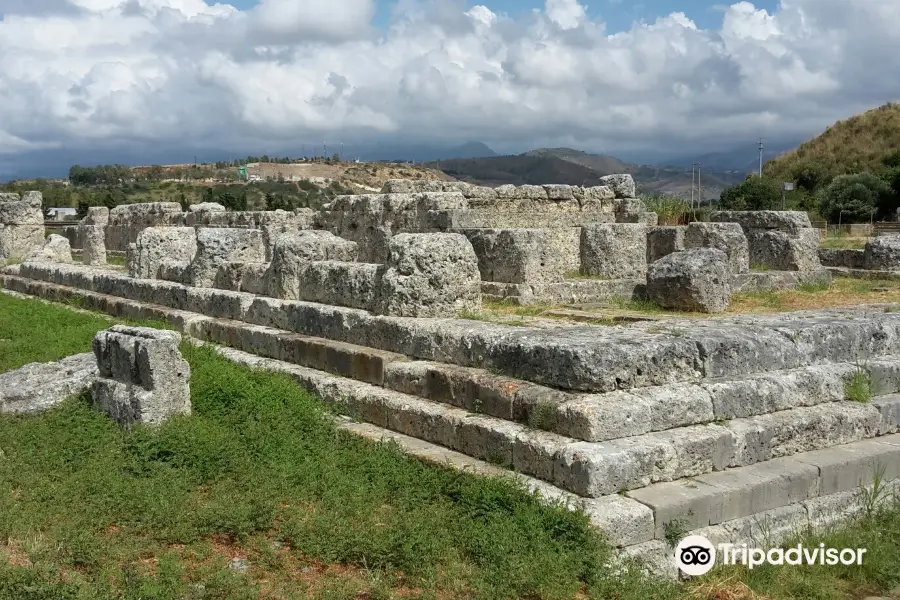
[
  {"xmin": 187, "ymin": 228, "xmax": 265, "ymax": 288},
  {"xmin": 864, "ymin": 235, "xmax": 900, "ymax": 271},
  {"xmin": 647, "ymin": 226, "xmax": 685, "ymax": 263},
  {"xmin": 0, "ymin": 191, "xmax": 45, "ymax": 261},
  {"xmin": 746, "ymin": 228, "xmax": 821, "ymax": 271},
  {"xmin": 462, "ymin": 228, "xmax": 577, "ymax": 283},
  {"xmin": 0, "ymin": 353, "xmax": 98, "ymax": 413},
  {"xmin": 710, "ymin": 210, "xmax": 812, "ymax": 234},
  {"xmin": 25, "ymin": 234, "xmax": 72, "ymax": 264},
  {"xmin": 129, "ymin": 227, "xmax": 197, "ymax": 279},
  {"xmin": 269, "ymin": 230, "xmax": 358, "ymax": 300}
]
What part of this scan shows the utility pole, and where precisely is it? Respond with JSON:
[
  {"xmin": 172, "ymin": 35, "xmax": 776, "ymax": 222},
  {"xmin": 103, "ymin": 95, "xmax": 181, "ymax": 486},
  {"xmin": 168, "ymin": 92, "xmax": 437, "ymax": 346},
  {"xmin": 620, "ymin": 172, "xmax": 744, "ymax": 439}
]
[
  {"xmin": 758, "ymin": 138, "xmax": 764, "ymax": 177},
  {"xmin": 323, "ymin": 143, "xmax": 327, "ymax": 158},
  {"xmin": 340, "ymin": 143, "xmax": 344, "ymax": 161},
  {"xmin": 690, "ymin": 163, "xmax": 696, "ymax": 210},
  {"xmin": 697, "ymin": 163, "xmax": 702, "ymax": 207}
]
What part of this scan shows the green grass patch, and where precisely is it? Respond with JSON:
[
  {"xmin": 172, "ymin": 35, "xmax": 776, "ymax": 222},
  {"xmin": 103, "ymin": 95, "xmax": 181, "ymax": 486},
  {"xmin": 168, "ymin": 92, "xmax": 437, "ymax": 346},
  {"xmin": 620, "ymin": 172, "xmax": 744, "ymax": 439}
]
[
  {"xmin": 820, "ymin": 236, "xmax": 869, "ymax": 250},
  {"xmin": 0, "ymin": 294, "xmax": 674, "ymax": 599}
]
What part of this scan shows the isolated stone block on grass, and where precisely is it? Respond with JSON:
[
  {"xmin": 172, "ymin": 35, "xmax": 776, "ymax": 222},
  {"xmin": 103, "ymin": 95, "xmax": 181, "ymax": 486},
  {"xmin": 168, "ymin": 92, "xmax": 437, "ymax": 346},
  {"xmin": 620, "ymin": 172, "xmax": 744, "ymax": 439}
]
[{"xmin": 91, "ymin": 325, "xmax": 191, "ymax": 426}]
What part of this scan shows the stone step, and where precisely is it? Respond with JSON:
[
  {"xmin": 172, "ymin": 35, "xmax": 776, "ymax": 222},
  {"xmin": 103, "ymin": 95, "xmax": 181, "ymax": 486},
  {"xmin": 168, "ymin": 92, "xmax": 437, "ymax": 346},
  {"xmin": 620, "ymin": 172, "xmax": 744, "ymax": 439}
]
[
  {"xmin": 4, "ymin": 271, "xmax": 900, "ymax": 459},
  {"xmin": 626, "ymin": 432, "xmax": 900, "ymax": 540},
  {"xmin": 10, "ymin": 262, "xmax": 900, "ymax": 395}
]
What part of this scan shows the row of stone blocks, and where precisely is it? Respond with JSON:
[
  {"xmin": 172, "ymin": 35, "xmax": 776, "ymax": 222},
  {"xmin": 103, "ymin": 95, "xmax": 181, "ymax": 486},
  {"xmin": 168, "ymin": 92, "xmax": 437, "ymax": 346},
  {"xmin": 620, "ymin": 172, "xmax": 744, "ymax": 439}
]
[
  {"xmin": 819, "ymin": 235, "xmax": 900, "ymax": 272},
  {"xmin": 128, "ymin": 226, "xmax": 483, "ymax": 318},
  {"xmin": 10, "ymin": 261, "xmax": 900, "ymax": 394}
]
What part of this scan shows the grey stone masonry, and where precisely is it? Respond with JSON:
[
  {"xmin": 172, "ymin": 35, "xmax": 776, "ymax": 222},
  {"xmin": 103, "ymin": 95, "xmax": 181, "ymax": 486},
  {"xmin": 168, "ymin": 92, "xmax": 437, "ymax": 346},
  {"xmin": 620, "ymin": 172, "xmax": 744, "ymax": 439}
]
[
  {"xmin": 647, "ymin": 248, "xmax": 731, "ymax": 313},
  {"xmin": 0, "ymin": 353, "xmax": 98, "ymax": 414},
  {"xmin": 187, "ymin": 228, "xmax": 265, "ymax": 288},
  {"xmin": 580, "ymin": 223, "xmax": 648, "ymax": 279},
  {"xmin": 80, "ymin": 207, "xmax": 109, "ymax": 265},
  {"xmin": 647, "ymin": 226, "xmax": 685, "ymax": 263},
  {"xmin": 91, "ymin": 325, "xmax": 191, "ymax": 426},
  {"xmin": 0, "ymin": 191, "xmax": 45, "ymax": 261},
  {"xmin": 129, "ymin": 227, "xmax": 198, "ymax": 279},
  {"xmin": 684, "ymin": 222, "xmax": 749, "ymax": 274},
  {"xmin": 710, "ymin": 210, "xmax": 821, "ymax": 271},
  {"xmin": 374, "ymin": 233, "xmax": 482, "ymax": 317},
  {"xmin": 269, "ymin": 230, "xmax": 358, "ymax": 300},
  {"xmin": 864, "ymin": 235, "xmax": 900, "ymax": 271},
  {"xmin": 462, "ymin": 228, "xmax": 577, "ymax": 283},
  {"xmin": 25, "ymin": 234, "xmax": 72, "ymax": 264}
]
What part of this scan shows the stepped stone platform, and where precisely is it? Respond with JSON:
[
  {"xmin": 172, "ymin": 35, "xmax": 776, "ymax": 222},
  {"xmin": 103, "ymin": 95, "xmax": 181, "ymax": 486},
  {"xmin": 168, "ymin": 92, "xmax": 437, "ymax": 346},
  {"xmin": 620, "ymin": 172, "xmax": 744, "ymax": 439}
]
[{"xmin": 5, "ymin": 259, "xmax": 900, "ymax": 576}]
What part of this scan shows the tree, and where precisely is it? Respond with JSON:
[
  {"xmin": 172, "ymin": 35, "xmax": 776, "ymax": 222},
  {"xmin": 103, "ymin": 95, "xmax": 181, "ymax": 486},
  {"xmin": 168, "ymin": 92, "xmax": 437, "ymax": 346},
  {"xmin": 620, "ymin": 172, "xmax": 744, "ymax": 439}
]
[
  {"xmin": 817, "ymin": 172, "xmax": 891, "ymax": 223},
  {"xmin": 179, "ymin": 192, "xmax": 189, "ymax": 211},
  {"xmin": 789, "ymin": 160, "xmax": 829, "ymax": 194},
  {"xmin": 76, "ymin": 201, "xmax": 90, "ymax": 220},
  {"xmin": 102, "ymin": 190, "xmax": 117, "ymax": 210},
  {"xmin": 719, "ymin": 175, "xmax": 782, "ymax": 210}
]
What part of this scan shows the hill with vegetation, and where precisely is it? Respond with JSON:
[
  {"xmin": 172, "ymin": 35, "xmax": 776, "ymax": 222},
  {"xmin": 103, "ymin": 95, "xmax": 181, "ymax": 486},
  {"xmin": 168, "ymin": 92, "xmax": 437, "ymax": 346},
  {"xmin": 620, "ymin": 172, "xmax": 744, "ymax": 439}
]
[
  {"xmin": 764, "ymin": 103, "xmax": 900, "ymax": 185},
  {"xmin": 431, "ymin": 148, "xmax": 744, "ymax": 201},
  {"xmin": 0, "ymin": 157, "xmax": 451, "ymax": 217},
  {"xmin": 717, "ymin": 103, "xmax": 900, "ymax": 223}
]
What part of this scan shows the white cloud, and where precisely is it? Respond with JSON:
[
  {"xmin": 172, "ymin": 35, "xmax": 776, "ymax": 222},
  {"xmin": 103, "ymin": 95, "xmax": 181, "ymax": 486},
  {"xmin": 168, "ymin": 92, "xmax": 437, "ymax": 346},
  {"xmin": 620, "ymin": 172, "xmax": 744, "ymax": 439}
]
[{"xmin": 0, "ymin": 0, "xmax": 899, "ymax": 165}]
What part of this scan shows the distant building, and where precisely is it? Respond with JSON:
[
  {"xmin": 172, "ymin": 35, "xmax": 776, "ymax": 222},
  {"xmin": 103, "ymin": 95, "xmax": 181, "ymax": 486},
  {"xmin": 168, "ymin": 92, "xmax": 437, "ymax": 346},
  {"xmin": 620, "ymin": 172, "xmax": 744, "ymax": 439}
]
[{"xmin": 46, "ymin": 207, "xmax": 77, "ymax": 221}]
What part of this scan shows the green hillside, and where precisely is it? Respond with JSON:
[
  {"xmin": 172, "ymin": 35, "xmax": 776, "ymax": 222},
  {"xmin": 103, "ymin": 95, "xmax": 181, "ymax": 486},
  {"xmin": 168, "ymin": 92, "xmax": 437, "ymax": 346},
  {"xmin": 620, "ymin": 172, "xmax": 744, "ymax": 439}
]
[{"xmin": 764, "ymin": 102, "xmax": 900, "ymax": 186}]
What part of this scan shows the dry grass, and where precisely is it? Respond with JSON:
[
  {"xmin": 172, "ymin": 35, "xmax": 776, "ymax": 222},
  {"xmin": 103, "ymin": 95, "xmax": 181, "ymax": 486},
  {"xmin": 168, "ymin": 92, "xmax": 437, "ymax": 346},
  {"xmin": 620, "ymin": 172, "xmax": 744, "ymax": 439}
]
[
  {"xmin": 687, "ymin": 577, "xmax": 771, "ymax": 600},
  {"xmin": 730, "ymin": 277, "xmax": 900, "ymax": 313},
  {"xmin": 820, "ymin": 236, "xmax": 870, "ymax": 250}
]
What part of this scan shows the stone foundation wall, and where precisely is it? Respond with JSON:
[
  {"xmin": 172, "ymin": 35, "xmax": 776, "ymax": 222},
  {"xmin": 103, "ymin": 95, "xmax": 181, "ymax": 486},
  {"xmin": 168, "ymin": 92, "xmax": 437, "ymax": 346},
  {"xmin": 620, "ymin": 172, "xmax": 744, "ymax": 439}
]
[
  {"xmin": 0, "ymin": 191, "xmax": 45, "ymax": 262},
  {"xmin": 710, "ymin": 211, "xmax": 822, "ymax": 272}
]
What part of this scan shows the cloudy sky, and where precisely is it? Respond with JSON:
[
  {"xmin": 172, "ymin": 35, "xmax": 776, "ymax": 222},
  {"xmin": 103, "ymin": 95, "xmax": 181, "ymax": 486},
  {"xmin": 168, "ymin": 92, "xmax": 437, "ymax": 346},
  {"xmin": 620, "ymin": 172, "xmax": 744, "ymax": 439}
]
[{"xmin": 1, "ymin": 0, "xmax": 899, "ymax": 177}]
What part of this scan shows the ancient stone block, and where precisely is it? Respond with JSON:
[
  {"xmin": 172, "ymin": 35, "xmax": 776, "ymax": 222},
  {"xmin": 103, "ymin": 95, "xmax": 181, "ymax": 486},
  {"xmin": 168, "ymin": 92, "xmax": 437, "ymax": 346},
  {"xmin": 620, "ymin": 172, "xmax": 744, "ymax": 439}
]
[
  {"xmin": 129, "ymin": 227, "xmax": 198, "ymax": 279},
  {"xmin": 580, "ymin": 223, "xmax": 647, "ymax": 279},
  {"xmin": 80, "ymin": 207, "xmax": 109, "ymax": 266},
  {"xmin": 269, "ymin": 230, "xmax": 359, "ymax": 300},
  {"xmin": 819, "ymin": 248, "xmax": 865, "ymax": 269},
  {"xmin": 647, "ymin": 248, "xmax": 731, "ymax": 313},
  {"xmin": 187, "ymin": 227, "xmax": 265, "ymax": 287},
  {"xmin": 0, "ymin": 191, "xmax": 45, "ymax": 261},
  {"xmin": 91, "ymin": 325, "xmax": 191, "ymax": 426},
  {"xmin": 0, "ymin": 353, "xmax": 98, "ymax": 414},
  {"xmin": 107, "ymin": 202, "xmax": 186, "ymax": 252},
  {"xmin": 463, "ymin": 228, "xmax": 576, "ymax": 283},
  {"xmin": 188, "ymin": 202, "xmax": 226, "ymax": 212},
  {"xmin": 25, "ymin": 234, "xmax": 72, "ymax": 264},
  {"xmin": 374, "ymin": 233, "xmax": 481, "ymax": 317},
  {"xmin": 746, "ymin": 228, "xmax": 821, "ymax": 271},
  {"xmin": 864, "ymin": 235, "xmax": 900, "ymax": 271},
  {"xmin": 684, "ymin": 222, "xmax": 749, "ymax": 274},
  {"xmin": 710, "ymin": 210, "xmax": 813, "ymax": 234},
  {"xmin": 599, "ymin": 174, "xmax": 636, "ymax": 199},
  {"xmin": 299, "ymin": 261, "xmax": 383, "ymax": 311},
  {"xmin": 647, "ymin": 226, "xmax": 685, "ymax": 263},
  {"xmin": 612, "ymin": 197, "xmax": 647, "ymax": 222}
]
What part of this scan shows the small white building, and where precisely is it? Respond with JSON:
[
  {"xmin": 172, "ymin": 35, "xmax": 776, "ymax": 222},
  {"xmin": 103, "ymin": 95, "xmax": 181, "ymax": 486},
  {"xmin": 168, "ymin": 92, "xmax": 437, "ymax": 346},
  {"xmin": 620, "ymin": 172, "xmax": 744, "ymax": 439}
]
[{"xmin": 46, "ymin": 207, "xmax": 78, "ymax": 221}]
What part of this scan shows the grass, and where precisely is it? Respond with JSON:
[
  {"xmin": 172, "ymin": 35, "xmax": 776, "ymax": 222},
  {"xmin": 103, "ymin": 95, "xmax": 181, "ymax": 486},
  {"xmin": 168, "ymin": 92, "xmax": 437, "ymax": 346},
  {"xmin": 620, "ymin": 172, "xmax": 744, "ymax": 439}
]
[
  {"xmin": 820, "ymin": 236, "xmax": 869, "ymax": 250},
  {"xmin": 0, "ymin": 291, "xmax": 674, "ymax": 599},
  {"xmin": 730, "ymin": 277, "xmax": 900, "ymax": 313},
  {"xmin": 845, "ymin": 362, "xmax": 873, "ymax": 403}
]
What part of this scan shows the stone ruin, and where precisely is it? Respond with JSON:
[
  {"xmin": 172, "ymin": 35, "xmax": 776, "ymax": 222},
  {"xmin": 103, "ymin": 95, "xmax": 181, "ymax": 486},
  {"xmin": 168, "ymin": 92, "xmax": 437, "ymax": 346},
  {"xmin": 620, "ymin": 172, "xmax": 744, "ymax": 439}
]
[
  {"xmin": 0, "ymin": 191, "xmax": 45, "ymax": 262},
  {"xmin": 1, "ymin": 324, "xmax": 190, "ymax": 428},
  {"xmin": 4, "ymin": 177, "xmax": 900, "ymax": 578},
  {"xmin": 819, "ymin": 233, "xmax": 900, "ymax": 275}
]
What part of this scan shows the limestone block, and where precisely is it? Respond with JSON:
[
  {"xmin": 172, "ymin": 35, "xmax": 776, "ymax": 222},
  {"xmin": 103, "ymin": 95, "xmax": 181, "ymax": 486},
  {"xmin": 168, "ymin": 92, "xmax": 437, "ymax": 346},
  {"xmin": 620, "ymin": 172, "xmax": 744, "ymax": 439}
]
[
  {"xmin": 188, "ymin": 202, "xmax": 226, "ymax": 212},
  {"xmin": 580, "ymin": 223, "xmax": 648, "ymax": 279},
  {"xmin": 82, "ymin": 226, "xmax": 107, "ymax": 265},
  {"xmin": 543, "ymin": 184, "xmax": 575, "ymax": 201},
  {"xmin": 129, "ymin": 227, "xmax": 197, "ymax": 279},
  {"xmin": 83, "ymin": 206, "xmax": 109, "ymax": 226},
  {"xmin": 91, "ymin": 325, "xmax": 191, "ymax": 426},
  {"xmin": 25, "ymin": 234, "xmax": 72, "ymax": 263},
  {"xmin": 612, "ymin": 198, "xmax": 647, "ymax": 222},
  {"xmin": 684, "ymin": 222, "xmax": 749, "ymax": 274},
  {"xmin": 269, "ymin": 230, "xmax": 359, "ymax": 300},
  {"xmin": 746, "ymin": 228, "xmax": 821, "ymax": 271},
  {"xmin": 463, "ymin": 228, "xmax": 575, "ymax": 283},
  {"xmin": 599, "ymin": 174, "xmax": 637, "ymax": 199},
  {"xmin": 0, "ymin": 191, "xmax": 45, "ymax": 261},
  {"xmin": 647, "ymin": 248, "xmax": 731, "ymax": 313},
  {"xmin": 647, "ymin": 226, "xmax": 685, "ymax": 263},
  {"xmin": 298, "ymin": 261, "xmax": 383, "ymax": 311},
  {"xmin": 864, "ymin": 235, "xmax": 900, "ymax": 271},
  {"xmin": 187, "ymin": 227, "xmax": 265, "ymax": 288},
  {"xmin": 819, "ymin": 247, "xmax": 865, "ymax": 269},
  {"xmin": 374, "ymin": 233, "xmax": 481, "ymax": 317},
  {"xmin": 0, "ymin": 353, "xmax": 98, "ymax": 414},
  {"xmin": 710, "ymin": 210, "xmax": 812, "ymax": 234},
  {"xmin": 494, "ymin": 185, "xmax": 547, "ymax": 201}
]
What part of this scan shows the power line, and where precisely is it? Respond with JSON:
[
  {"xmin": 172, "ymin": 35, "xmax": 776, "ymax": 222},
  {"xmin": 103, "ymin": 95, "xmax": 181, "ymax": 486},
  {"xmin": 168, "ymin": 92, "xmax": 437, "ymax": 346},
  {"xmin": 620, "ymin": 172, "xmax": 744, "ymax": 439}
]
[{"xmin": 758, "ymin": 138, "xmax": 764, "ymax": 177}]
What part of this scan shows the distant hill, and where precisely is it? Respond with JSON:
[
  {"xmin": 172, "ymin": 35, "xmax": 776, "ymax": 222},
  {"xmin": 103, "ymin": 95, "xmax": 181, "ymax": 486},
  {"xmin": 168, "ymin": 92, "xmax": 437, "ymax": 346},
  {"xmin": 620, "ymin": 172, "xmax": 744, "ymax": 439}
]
[
  {"xmin": 445, "ymin": 141, "xmax": 498, "ymax": 159},
  {"xmin": 429, "ymin": 149, "xmax": 745, "ymax": 200},
  {"xmin": 764, "ymin": 102, "xmax": 900, "ymax": 184}
]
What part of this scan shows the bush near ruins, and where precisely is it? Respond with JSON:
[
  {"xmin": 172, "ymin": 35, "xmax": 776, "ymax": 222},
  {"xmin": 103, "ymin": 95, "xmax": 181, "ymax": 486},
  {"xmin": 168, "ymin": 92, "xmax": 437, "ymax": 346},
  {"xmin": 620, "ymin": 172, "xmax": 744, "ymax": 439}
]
[
  {"xmin": 718, "ymin": 174, "xmax": 783, "ymax": 210},
  {"xmin": 817, "ymin": 172, "xmax": 894, "ymax": 223}
]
